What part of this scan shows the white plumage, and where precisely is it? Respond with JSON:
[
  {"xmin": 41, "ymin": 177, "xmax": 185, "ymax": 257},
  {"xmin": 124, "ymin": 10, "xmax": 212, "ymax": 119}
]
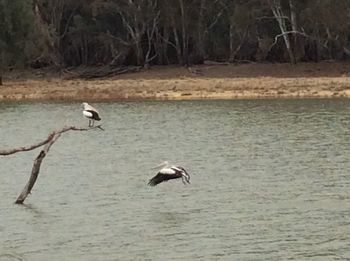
[
  {"xmin": 83, "ymin": 110, "xmax": 93, "ymax": 118},
  {"xmin": 158, "ymin": 168, "xmax": 176, "ymax": 175},
  {"xmin": 82, "ymin": 102, "xmax": 101, "ymax": 127},
  {"xmin": 148, "ymin": 161, "xmax": 191, "ymax": 186}
]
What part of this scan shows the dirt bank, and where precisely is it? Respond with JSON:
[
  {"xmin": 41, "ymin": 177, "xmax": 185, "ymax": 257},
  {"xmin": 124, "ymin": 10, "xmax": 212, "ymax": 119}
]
[{"xmin": 1, "ymin": 62, "xmax": 350, "ymax": 101}]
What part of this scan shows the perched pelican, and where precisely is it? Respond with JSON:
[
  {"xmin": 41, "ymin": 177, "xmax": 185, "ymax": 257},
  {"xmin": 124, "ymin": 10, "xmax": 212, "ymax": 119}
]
[
  {"xmin": 82, "ymin": 102, "xmax": 101, "ymax": 127},
  {"xmin": 148, "ymin": 161, "xmax": 191, "ymax": 186}
]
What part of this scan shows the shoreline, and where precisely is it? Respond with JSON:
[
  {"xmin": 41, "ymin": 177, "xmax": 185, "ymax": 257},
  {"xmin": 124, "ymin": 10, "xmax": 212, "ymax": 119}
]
[{"xmin": 1, "ymin": 63, "xmax": 350, "ymax": 102}]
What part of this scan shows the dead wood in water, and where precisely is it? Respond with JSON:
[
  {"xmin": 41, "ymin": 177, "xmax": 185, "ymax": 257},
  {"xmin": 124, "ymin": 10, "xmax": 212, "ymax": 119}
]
[
  {"xmin": 15, "ymin": 133, "xmax": 61, "ymax": 204},
  {"xmin": 0, "ymin": 125, "xmax": 103, "ymax": 204}
]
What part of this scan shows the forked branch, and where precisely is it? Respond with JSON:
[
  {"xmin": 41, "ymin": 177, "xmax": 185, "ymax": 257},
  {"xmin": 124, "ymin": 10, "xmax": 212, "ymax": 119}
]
[
  {"xmin": 0, "ymin": 125, "xmax": 103, "ymax": 204},
  {"xmin": 15, "ymin": 132, "xmax": 62, "ymax": 204}
]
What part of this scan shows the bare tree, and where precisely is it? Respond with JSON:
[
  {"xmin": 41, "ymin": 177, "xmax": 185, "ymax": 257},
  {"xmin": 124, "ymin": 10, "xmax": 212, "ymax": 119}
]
[
  {"xmin": 114, "ymin": 0, "xmax": 160, "ymax": 66},
  {"xmin": 226, "ymin": 1, "xmax": 254, "ymax": 62},
  {"xmin": 267, "ymin": 0, "xmax": 296, "ymax": 63},
  {"xmin": 0, "ymin": 50, "xmax": 3, "ymax": 85},
  {"xmin": 35, "ymin": 0, "xmax": 81, "ymax": 67},
  {"xmin": 153, "ymin": 20, "xmax": 169, "ymax": 65},
  {"xmin": 178, "ymin": 0, "xmax": 189, "ymax": 64},
  {"xmin": 195, "ymin": 0, "xmax": 207, "ymax": 62},
  {"xmin": 170, "ymin": 11, "xmax": 183, "ymax": 64},
  {"xmin": 0, "ymin": 125, "xmax": 103, "ymax": 204},
  {"xmin": 145, "ymin": 9, "xmax": 160, "ymax": 66}
]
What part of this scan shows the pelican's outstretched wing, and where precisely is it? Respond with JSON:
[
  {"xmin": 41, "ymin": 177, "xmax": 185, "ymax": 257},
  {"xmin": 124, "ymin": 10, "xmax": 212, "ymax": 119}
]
[
  {"xmin": 148, "ymin": 173, "xmax": 178, "ymax": 186},
  {"xmin": 151, "ymin": 161, "xmax": 169, "ymax": 170}
]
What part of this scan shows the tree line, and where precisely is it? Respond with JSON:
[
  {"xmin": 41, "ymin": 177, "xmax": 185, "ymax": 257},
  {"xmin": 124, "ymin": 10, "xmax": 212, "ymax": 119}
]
[{"xmin": 1, "ymin": 0, "xmax": 350, "ymax": 73}]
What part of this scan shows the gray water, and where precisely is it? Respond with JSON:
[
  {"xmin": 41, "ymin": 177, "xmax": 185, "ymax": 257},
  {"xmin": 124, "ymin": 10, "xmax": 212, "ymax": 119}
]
[{"xmin": 1, "ymin": 99, "xmax": 350, "ymax": 261}]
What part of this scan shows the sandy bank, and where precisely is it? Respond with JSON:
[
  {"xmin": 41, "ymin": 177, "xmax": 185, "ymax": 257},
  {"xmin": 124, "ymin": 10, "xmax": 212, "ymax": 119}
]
[{"xmin": 1, "ymin": 62, "xmax": 350, "ymax": 101}]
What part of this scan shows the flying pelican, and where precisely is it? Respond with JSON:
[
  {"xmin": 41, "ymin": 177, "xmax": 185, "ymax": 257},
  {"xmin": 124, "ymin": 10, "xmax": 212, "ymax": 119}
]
[
  {"xmin": 82, "ymin": 102, "xmax": 101, "ymax": 127},
  {"xmin": 148, "ymin": 161, "xmax": 191, "ymax": 186}
]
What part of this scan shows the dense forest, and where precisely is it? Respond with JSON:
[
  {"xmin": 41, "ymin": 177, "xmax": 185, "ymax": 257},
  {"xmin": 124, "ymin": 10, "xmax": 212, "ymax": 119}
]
[{"xmin": 1, "ymin": 0, "xmax": 350, "ymax": 75}]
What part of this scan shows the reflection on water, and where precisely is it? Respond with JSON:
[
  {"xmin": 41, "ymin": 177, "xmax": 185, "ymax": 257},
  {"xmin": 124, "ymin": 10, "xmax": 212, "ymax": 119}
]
[
  {"xmin": 17, "ymin": 204, "xmax": 46, "ymax": 217},
  {"xmin": 1, "ymin": 99, "xmax": 350, "ymax": 260},
  {"xmin": 0, "ymin": 253, "xmax": 24, "ymax": 261}
]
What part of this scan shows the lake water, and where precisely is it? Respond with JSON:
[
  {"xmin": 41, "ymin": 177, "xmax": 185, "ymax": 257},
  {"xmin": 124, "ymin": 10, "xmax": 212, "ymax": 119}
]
[{"xmin": 1, "ymin": 99, "xmax": 350, "ymax": 261}]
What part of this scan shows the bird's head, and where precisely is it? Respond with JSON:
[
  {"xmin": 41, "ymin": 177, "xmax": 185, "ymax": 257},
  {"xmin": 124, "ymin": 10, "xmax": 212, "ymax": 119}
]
[
  {"xmin": 81, "ymin": 102, "xmax": 88, "ymax": 109},
  {"xmin": 181, "ymin": 169, "xmax": 190, "ymax": 182}
]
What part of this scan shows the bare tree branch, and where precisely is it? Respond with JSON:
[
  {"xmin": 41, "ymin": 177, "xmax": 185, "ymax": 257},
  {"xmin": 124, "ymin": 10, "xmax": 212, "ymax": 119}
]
[
  {"xmin": 0, "ymin": 125, "xmax": 95, "ymax": 156},
  {"xmin": 206, "ymin": 11, "xmax": 223, "ymax": 31},
  {"xmin": 159, "ymin": 34, "xmax": 177, "ymax": 49},
  {"xmin": 343, "ymin": 47, "xmax": 350, "ymax": 56},
  {"xmin": 269, "ymin": 30, "xmax": 328, "ymax": 52},
  {"xmin": 0, "ymin": 133, "xmax": 56, "ymax": 156},
  {"xmin": 145, "ymin": 54, "xmax": 158, "ymax": 65},
  {"xmin": 15, "ymin": 132, "xmax": 61, "ymax": 204},
  {"xmin": 269, "ymin": 0, "xmax": 296, "ymax": 63},
  {"xmin": 269, "ymin": 30, "xmax": 310, "ymax": 50},
  {"xmin": 145, "ymin": 11, "xmax": 160, "ymax": 64},
  {"xmin": 107, "ymin": 32, "xmax": 132, "ymax": 46},
  {"xmin": 230, "ymin": 25, "xmax": 250, "ymax": 62},
  {"xmin": 59, "ymin": 4, "xmax": 79, "ymax": 40},
  {"xmin": 256, "ymin": 15, "xmax": 290, "ymax": 21},
  {"xmin": 0, "ymin": 125, "xmax": 102, "ymax": 204}
]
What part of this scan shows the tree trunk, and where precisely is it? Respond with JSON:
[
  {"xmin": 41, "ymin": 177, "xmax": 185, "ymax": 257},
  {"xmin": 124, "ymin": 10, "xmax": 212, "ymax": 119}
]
[
  {"xmin": 0, "ymin": 50, "xmax": 3, "ymax": 85},
  {"xmin": 145, "ymin": 12, "xmax": 159, "ymax": 65},
  {"xmin": 289, "ymin": 0, "xmax": 297, "ymax": 34},
  {"xmin": 171, "ymin": 16, "xmax": 183, "ymax": 65},
  {"xmin": 269, "ymin": 0, "xmax": 296, "ymax": 64},
  {"xmin": 154, "ymin": 26, "xmax": 163, "ymax": 64},
  {"xmin": 230, "ymin": 25, "xmax": 249, "ymax": 62},
  {"xmin": 196, "ymin": 0, "xmax": 206, "ymax": 62},
  {"xmin": 315, "ymin": 29, "xmax": 321, "ymax": 62},
  {"xmin": 162, "ymin": 27, "xmax": 170, "ymax": 64},
  {"xmin": 178, "ymin": 0, "xmax": 188, "ymax": 65},
  {"xmin": 289, "ymin": 0, "xmax": 303, "ymax": 61},
  {"xmin": 135, "ymin": 40, "xmax": 144, "ymax": 65},
  {"xmin": 229, "ymin": 22, "xmax": 234, "ymax": 62},
  {"xmin": 15, "ymin": 133, "xmax": 61, "ymax": 204}
]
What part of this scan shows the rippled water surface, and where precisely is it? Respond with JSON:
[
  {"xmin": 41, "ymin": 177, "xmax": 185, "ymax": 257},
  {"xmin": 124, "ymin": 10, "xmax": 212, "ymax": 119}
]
[{"xmin": 1, "ymin": 99, "xmax": 350, "ymax": 260}]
